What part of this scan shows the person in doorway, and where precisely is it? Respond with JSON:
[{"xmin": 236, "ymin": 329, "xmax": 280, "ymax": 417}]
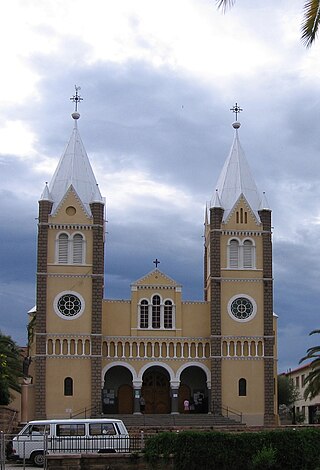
[
  {"xmin": 139, "ymin": 396, "xmax": 145, "ymax": 413},
  {"xmin": 183, "ymin": 399, "xmax": 190, "ymax": 413}
]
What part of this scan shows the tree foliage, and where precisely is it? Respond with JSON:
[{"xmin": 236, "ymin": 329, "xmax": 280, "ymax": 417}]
[
  {"xmin": 300, "ymin": 329, "xmax": 320, "ymax": 399},
  {"xmin": 216, "ymin": 0, "xmax": 320, "ymax": 48},
  {"xmin": 277, "ymin": 374, "xmax": 300, "ymax": 407},
  {"xmin": 0, "ymin": 332, "xmax": 23, "ymax": 405}
]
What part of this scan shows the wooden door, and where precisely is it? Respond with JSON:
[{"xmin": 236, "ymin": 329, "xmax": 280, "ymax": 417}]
[
  {"xmin": 118, "ymin": 384, "xmax": 133, "ymax": 414},
  {"xmin": 142, "ymin": 370, "xmax": 170, "ymax": 414}
]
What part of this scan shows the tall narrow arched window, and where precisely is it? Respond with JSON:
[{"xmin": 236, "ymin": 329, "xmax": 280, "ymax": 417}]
[
  {"xmin": 58, "ymin": 234, "xmax": 69, "ymax": 263},
  {"xmin": 73, "ymin": 234, "xmax": 84, "ymax": 264},
  {"xmin": 140, "ymin": 300, "xmax": 149, "ymax": 328},
  {"xmin": 64, "ymin": 377, "xmax": 73, "ymax": 396},
  {"xmin": 239, "ymin": 378, "xmax": 247, "ymax": 396},
  {"xmin": 152, "ymin": 295, "xmax": 161, "ymax": 328},
  {"xmin": 243, "ymin": 240, "xmax": 254, "ymax": 269},
  {"xmin": 164, "ymin": 300, "xmax": 173, "ymax": 328},
  {"xmin": 229, "ymin": 239, "xmax": 239, "ymax": 268}
]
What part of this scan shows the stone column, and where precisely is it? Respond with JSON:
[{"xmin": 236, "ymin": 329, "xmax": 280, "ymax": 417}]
[
  {"xmin": 170, "ymin": 381, "xmax": 180, "ymax": 414},
  {"xmin": 133, "ymin": 381, "xmax": 143, "ymax": 414},
  {"xmin": 207, "ymin": 382, "xmax": 212, "ymax": 414}
]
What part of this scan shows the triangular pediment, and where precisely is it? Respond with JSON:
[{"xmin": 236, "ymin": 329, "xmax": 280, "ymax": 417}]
[
  {"xmin": 132, "ymin": 269, "xmax": 180, "ymax": 288},
  {"xmin": 49, "ymin": 185, "xmax": 92, "ymax": 223},
  {"xmin": 224, "ymin": 194, "xmax": 261, "ymax": 228}
]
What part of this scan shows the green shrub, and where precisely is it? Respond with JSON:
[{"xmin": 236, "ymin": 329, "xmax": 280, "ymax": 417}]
[
  {"xmin": 144, "ymin": 428, "xmax": 320, "ymax": 470},
  {"xmin": 251, "ymin": 446, "xmax": 277, "ymax": 469}
]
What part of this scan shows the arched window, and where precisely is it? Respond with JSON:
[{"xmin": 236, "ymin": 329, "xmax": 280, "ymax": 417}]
[
  {"xmin": 152, "ymin": 295, "xmax": 161, "ymax": 328},
  {"xmin": 56, "ymin": 232, "xmax": 85, "ymax": 264},
  {"xmin": 140, "ymin": 300, "xmax": 149, "ymax": 328},
  {"xmin": 73, "ymin": 234, "xmax": 84, "ymax": 264},
  {"xmin": 64, "ymin": 377, "xmax": 73, "ymax": 396},
  {"xmin": 243, "ymin": 240, "xmax": 254, "ymax": 268},
  {"xmin": 229, "ymin": 239, "xmax": 239, "ymax": 268},
  {"xmin": 239, "ymin": 378, "xmax": 247, "ymax": 396},
  {"xmin": 228, "ymin": 238, "xmax": 255, "ymax": 269},
  {"xmin": 58, "ymin": 234, "xmax": 69, "ymax": 263},
  {"xmin": 164, "ymin": 300, "xmax": 173, "ymax": 328}
]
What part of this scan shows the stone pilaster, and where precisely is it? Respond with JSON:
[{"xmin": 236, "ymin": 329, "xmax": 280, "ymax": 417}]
[
  {"xmin": 259, "ymin": 209, "xmax": 276, "ymax": 425},
  {"xmin": 210, "ymin": 207, "xmax": 224, "ymax": 415},
  {"xmin": 89, "ymin": 202, "xmax": 105, "ymax": 415},
  {"xmin": 35, "ymin": 200, "xmax": 52, "ymax": 419}
]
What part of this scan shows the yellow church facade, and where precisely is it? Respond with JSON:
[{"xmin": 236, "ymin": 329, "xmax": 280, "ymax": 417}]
[{"xmin": 25, "ymin": 102, "xmax": 277, "ymax": 426}]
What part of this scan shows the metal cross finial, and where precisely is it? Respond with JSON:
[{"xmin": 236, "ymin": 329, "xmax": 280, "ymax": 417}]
[
  {"xmin": 230, "ymin": 102, "xmax": 243, "ymax": 120},
  {"xmin": 70, "ymin": 85, "xmax": 83, "ymax": 112},
  {"xmin": 153, "ymin": 258, "xmax": 160, "ymax": 268}
]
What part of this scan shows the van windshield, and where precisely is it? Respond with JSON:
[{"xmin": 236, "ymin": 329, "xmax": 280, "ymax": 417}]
[{"xmin": 22, "ymin": 424, "xmax": 48, "ymax": 435}]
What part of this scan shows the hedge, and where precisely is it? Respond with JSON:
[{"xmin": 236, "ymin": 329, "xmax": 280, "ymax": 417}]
[{"xmin": 144, "ymin": 428, "xmax": 320, "ymax": 470}]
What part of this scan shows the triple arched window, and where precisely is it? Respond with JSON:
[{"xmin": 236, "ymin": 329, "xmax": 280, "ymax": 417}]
[
  {"xmin": 228, "ymin": 238, "xmax": 255, "ymax": 269},
  {"xmin": 139, "ymin": 295, "xmax": 175, "ymax": 329},
  {"xmin": 56, "ymin": 233, "xmax": 85, "ymax": 264}
]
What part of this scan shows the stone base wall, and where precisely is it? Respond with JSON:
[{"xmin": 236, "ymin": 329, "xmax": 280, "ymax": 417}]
[
  {"xmin": 47, "ymin": 453, "xmax": 172, "ymax": 470},
  {"xmin": 0, "ymin": 406, "xmax": 19, "ymax": 433}
]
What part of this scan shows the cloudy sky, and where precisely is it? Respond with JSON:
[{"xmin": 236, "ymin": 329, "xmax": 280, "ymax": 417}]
[{"xmin": 1, "ymin": 0, "xmax": 320, "ymax": 373}]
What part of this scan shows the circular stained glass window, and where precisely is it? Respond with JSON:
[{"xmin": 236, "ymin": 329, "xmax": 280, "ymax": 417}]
[
  {"xmin": 228, "ymin": 295, "xmax": 256, "ymax": 322},
  {"xmin": 54, "ymin": 291, "xmax": 85, "ymax": 320}
]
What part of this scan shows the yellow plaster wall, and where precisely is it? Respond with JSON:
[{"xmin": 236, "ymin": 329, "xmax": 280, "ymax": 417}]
[
  {"xmin": 46, "ymin": 277, "xmax": 92, "ymax": 334},
  {"xmin": 222, "ymin": 359, "xmax": 264, "ymax": 420},
  {"xmin": 181, "ymin": 303, "xmax": 210, "ymax": 337},
  {"xmin": 46, "ymin": 359, "xmax": 92, "ymax": 419},
  {"xmin": 103, "ymin": 301, "xmax": 131, "ymax": 336}
]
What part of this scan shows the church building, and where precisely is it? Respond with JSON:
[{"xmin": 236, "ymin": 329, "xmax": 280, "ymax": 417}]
[{"xmin": 25, "ymin": 96, "xmax": 277, "ymax": 426}]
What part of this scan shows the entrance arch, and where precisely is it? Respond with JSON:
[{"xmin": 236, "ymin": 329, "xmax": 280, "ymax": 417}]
[
  {"xmin": 142, "ymin": 366, "xmax": 170, "ymax": 414},
  {"xmin": 178, "ymin": 366, "xmax": 209, "ymax": 413},
  {"xmin": 103, "ymin": 365, "xmax": 133, "ymax": 414}
]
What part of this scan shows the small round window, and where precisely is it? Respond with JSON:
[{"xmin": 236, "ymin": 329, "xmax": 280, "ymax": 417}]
[
  {"xmin": 227, "ymin": 295, "xmax": 256, "ymax": 322},
  {"xmin": 54, "ymin": 291, "xmax": 85, "ymax": 320}
]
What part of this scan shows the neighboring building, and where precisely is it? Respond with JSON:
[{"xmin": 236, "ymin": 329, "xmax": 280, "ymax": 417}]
[
  {"xmin": 282, "ymin": 364, "xmax": 320, "ymax": 424},
  {"xmin": 25, "ymin": 99, "xmax": 278, "ymax": 426}
]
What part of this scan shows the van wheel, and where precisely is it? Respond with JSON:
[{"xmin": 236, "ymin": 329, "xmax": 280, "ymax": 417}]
[{"xmin": 31, "ymin": 451, "xmax": 45, "ymax": 467}]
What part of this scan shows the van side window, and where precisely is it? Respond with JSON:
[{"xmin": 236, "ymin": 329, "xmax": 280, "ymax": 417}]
[
  {"xmin": 89, "ymin": 423, "xmax": 116, "ymax": 436},
  {"xmin": 56, "ymin": 424, "xmax": 85, "ymax": 436}
]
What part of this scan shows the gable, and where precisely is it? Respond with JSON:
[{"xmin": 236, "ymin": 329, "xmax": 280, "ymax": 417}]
[
  {"xmin": 132, "ymin": 269, "xmax": 180, "ymax": 289},
  {"xmin": 223, "ymin": 194, "xmax": 261, "ymax": 230},
  {"xmin": 49, "ymin": 186, "xmax": 92, "ymax": 224}
]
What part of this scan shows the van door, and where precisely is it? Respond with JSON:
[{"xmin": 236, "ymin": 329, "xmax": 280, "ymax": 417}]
[
  {"xmin": 88, "ymin": 422, "xmax": 125, "ymax": 453},
  {"xmin": 51, "ymin": 423, "xmax": 86, "ymax": 454},
  {"xmin": 14, "ymin": 424, "xmax": 48, "ymax": 462}
]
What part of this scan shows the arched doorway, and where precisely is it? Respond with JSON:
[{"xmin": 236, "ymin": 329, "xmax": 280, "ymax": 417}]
[
  {"xmin": 179, "ymin": 366, "xmax": 208, "ymax": 413},
  {"xmin": 103, "ymin": 366, "xmax": 133, "ymax": 414},
  {"xmin": 142, "ymin": 366, "xmax": 170, "ymax": 414}
]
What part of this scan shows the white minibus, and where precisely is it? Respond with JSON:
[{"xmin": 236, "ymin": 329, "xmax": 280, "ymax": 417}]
[{"xmin": 12, "ymin": 418, "xmax": 130, "ymax": 467}]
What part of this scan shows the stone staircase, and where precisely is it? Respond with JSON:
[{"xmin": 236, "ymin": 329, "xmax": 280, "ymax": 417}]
[{"xmin": 106, "ymin": 414, "xmax": 245, "ymax": 435}]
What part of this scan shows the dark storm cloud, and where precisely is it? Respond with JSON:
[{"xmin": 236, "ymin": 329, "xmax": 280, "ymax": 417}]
[{"xmin": 2, "ymin": 28, "xmax": 320, "ymax": 372}]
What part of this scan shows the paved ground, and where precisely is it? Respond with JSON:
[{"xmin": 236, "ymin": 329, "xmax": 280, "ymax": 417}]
[{"xmin": 3, "ymin": 463, "xmax": 38, "ymax": 469}]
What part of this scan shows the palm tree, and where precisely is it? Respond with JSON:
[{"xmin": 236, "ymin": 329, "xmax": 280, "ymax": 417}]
[
  {"xmin": 216, "ymin": 0, "xmax": 320, "ymax": 48},
  {"xmin": 300, "ymin": 330, "xmax": 320, "ymax": 399},
  {"xmin": 0, "ymin": 332, "xmax": 23, "ymax": 405}
]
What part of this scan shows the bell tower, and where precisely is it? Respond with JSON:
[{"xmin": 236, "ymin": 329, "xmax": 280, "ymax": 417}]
[
  {"xmin": 204, "ymin": 107, "xmax": 276, "ymax": 425},
  {"xmin": 34, "ymin": 88, "xmax": 105, "ymax": 418}
]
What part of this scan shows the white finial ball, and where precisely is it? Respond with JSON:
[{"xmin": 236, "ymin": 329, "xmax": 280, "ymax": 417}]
[
  {"xmin": 232, "ymin": 121, "xmax": 241, "ymax": 129},
  {"xmin": 72, "ymin": 112, "xmax": 80, "ymax": 120}
]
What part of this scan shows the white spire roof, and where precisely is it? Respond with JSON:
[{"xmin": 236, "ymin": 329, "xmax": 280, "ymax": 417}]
[
  {"xmin": 211, "ymin": 121, "xmax": 263, "ymax": 222},
  {"xmin": 47, "ymin": 113, "xmax": 103, "ymax": 216}
]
